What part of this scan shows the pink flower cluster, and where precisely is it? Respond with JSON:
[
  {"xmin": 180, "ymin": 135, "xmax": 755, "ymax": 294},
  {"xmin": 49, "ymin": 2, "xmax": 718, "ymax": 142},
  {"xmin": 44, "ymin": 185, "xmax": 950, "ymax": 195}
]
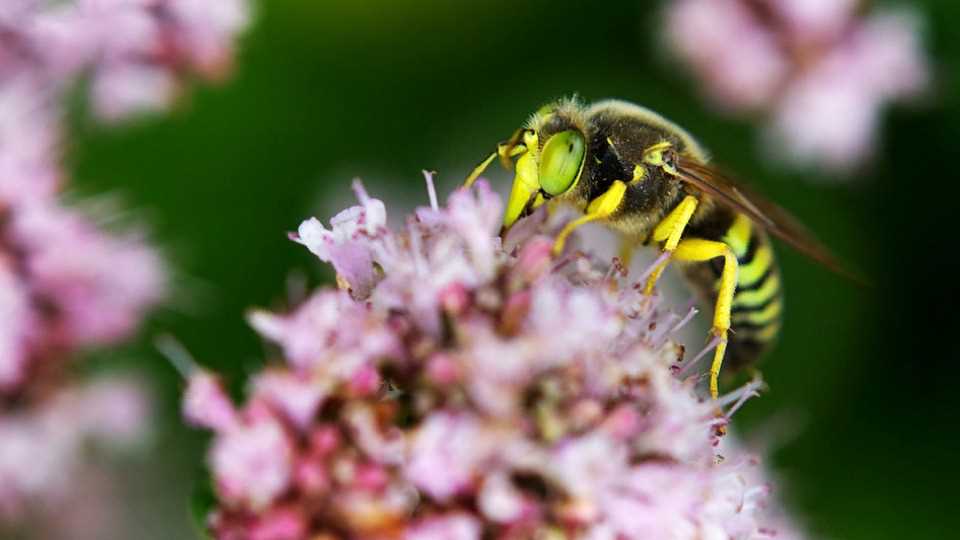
[
  {"xmin": 665, "ymin": 0, "xmax": 929, "ymax": 172},
  {"xmin": 0, "ymin": 66, "xmax": 165, "ymax": 537},
  {"xmin": 186, "ymin": 178, "xmax": 802, "ymax": 539},
  {"xmin": 0, "ymin": 0, "xmax": 251, "ymax": 120},
  {"xmin": 0, "ymin": 376, "xmax": 149, "ymax": 520},
  {"xmin": 1, "ymin": 0, "xmax": 249, "ymax": 528},
  {"xmin": 0, "ymin": 76, "xmax": 166, "ymax": 400}
]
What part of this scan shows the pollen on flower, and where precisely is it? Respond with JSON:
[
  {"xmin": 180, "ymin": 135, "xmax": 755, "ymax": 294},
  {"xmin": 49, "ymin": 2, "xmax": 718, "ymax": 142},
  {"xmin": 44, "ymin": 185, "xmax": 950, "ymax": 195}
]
[{"xmin": 186, "ymin": 177, "xmax": 804, "ymax": 539}]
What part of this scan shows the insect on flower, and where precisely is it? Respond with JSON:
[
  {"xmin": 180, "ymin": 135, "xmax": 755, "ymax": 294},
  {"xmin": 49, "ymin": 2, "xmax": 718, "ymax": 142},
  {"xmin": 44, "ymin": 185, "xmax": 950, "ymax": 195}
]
[
  {"xmin": 184, "ymin": 177, "xmax": 804, "ymax": 539},
  {"xmin": 466, "ymin": 98, "xmax": 848, "ymax": 399}
]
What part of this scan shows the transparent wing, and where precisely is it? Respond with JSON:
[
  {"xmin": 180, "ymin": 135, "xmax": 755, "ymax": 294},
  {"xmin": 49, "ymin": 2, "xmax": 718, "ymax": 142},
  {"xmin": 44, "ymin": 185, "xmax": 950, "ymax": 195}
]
[{"xmin": 676, "ymin": 158, "xmax": 855, "ymax": 279}]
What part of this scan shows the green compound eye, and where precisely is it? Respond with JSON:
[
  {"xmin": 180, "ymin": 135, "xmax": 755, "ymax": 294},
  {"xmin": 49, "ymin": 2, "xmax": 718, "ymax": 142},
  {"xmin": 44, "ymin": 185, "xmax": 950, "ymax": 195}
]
[{"xmin": 538, "ymin": 130, "xmax": 585, "ymax": 196}]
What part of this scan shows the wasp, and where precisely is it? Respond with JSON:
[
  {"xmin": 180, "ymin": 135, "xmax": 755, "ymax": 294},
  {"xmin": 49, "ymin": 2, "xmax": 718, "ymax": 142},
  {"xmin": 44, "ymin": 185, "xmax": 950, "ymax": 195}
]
[{"xmin": 465, "ymin": 99, "xmax": 845, "ymax": 399}]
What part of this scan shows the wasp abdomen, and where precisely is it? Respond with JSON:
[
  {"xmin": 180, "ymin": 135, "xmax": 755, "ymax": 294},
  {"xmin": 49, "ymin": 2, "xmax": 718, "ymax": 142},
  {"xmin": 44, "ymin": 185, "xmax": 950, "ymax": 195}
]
[{"xmin": 683, "ymin": 210, "xmax": 783, "ymax": 370}]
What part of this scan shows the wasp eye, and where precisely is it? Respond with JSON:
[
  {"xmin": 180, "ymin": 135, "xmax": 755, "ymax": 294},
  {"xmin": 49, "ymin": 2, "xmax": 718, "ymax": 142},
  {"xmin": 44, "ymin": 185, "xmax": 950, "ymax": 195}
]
[{"xmin": 539, "ymin": 130, "xmax": 585, "ymax": 196}]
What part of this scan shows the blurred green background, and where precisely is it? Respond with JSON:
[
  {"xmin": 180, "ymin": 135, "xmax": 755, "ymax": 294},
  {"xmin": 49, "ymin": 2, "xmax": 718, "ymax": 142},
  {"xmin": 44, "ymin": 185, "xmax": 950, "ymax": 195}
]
[{"xmin": 65, "ymin": 0, "xmax": 958, "ymax": 538}]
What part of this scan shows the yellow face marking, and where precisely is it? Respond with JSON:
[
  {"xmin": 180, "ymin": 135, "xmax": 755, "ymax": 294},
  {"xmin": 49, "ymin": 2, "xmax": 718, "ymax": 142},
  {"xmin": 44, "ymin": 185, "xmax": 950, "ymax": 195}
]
[
  {"xmin": 733, "ymin": 273, "xmax": 780, "ymax": 307},
  {"xmin": 631, "ymin": 164, "xmax": 647, "ymax": 184},
  {"xmin": 733, "ymin": 299, "xmax": 783, "ymax": 325},
  {"xmin": 739, "ymin": 244, "xmax": 772, "ymax": 286},
  {"xmin": 502, "ymin": 132, "xmax": 541, "ymax": 229},
  {"xmin": 723, "ymin": 214, "xmax": 753, "ymax": 258}
]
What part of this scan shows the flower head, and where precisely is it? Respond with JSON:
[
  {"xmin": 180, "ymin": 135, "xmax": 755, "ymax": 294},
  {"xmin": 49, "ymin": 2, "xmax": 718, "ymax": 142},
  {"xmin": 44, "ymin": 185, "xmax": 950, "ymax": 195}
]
[
  {"xmin": 188, "ymin": 176, "xmax": 803, "ymax": 539},
  {"xmin": 0, "ymin": 0, "xmax": 250, "ymax": 530},
  {"xmin": 0, "ymin": 376, "xmax": 150, "ymax": 519},
  {"xmin": 665, "ymin": 0, "xmax": 930, "ymax": 173},
  {"xmin": 0, "ymin": 0, "xmax": 252, "ymax": 120},
  {"xmin": 10, "ymin": 200, "xmax": 166, "ymax": 347}
]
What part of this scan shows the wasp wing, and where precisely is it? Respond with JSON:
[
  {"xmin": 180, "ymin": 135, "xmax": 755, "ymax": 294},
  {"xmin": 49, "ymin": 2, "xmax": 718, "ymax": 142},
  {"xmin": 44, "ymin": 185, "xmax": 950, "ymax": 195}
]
[{"xmin": 676, "ymin": 158, "xmax": 852, "ymax": 278}]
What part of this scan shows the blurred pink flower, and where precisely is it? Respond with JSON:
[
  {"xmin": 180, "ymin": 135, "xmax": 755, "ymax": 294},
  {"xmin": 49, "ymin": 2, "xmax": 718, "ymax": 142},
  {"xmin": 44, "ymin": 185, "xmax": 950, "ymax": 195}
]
[
  {"xmin": 91, "ymin": 64, "xmax": 178, "ymax": 122},
  {"xmin": 0, "ymin": 258, "xmax": 33, "ymax": 391},
  {"xmin": 0, "ymin": 0, "xmax": 250, "ymax": 531},
  {"xmin": 0, "ymin": 376, "xmax": 150, "ymax": 519},
  {"xmin": 165, "ymin": 0, "xmax": 252, "ymax": 77},
  {"xmin": 78, "ymin": 376, "xmax": 151, "ymax": 446},
  {"xmin": 10, "ymin": 200, "xmax": 166, "ymax": 347},
  {"xmin": 769, "ymin": 0, "xmax": 858, "ymax": 43},
  {"xmin": 0, "ymin": 105, "xmax": 163, "ymax": 540},
  {"xmin": 184, "ymin": 370, "xmax": 239, "ymax": 433},
  {"xmin": 251, "ymin": 370, "xmax": 328, "ymax": 432},
  {"xmin": 188, "ymin": 178, "xmax": 804, "ymax": 539},
  {"xmin": 210, "ymin": 415, "xmax": 295, "ymax": 511},
  {"xmin": 0, "ymin": 0, "xmax": 251, "ymax": 120},
  {"xmin": 666, "ymin": 0, "xmax": 788, "ymax": 111},
  {"xmin": 665, "ymin": 0, "xmax": 930, "ymax": 173},
  {"xmin": 0, "ymin": 79, "xmax": 60, "ymax": 203},
  {"xmin": 406, "ymin": 514, "xmax": 482, "ymax": 540},
  {"xmin": 247, "ymin": 289, "xmax": 402, "ymax": 376}
]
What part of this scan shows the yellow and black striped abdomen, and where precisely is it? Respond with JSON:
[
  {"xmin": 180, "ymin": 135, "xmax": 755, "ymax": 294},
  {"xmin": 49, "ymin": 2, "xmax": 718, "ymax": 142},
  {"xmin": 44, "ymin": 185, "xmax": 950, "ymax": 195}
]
[{"xmin": 683, "ymin": 210, "xmax": 783, "ymax": 370}]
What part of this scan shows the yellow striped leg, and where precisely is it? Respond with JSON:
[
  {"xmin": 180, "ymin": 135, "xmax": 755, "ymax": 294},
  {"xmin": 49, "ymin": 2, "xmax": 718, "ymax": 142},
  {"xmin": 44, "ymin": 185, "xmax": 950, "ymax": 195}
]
[
  {"xmin": 672, "ymin": 238, "xmax": 739, "ymax": 399},
  {"xmin": 643, "ymin": 195, "xmax": 699, "ymax": 295}
]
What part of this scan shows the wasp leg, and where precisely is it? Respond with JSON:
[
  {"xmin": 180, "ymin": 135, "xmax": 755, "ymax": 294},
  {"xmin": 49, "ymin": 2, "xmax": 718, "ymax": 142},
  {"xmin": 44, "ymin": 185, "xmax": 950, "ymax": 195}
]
[
  {"xmin": 643, "ymin": 195, "xmax": 699, "ymax": 295},
  {"xmin": 672, "ymin": 237, "xmax": 738, "ymax": 400},
  {"xmin": 552, "ymin": 180, "xmax": 628, "ymax": 256}
]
